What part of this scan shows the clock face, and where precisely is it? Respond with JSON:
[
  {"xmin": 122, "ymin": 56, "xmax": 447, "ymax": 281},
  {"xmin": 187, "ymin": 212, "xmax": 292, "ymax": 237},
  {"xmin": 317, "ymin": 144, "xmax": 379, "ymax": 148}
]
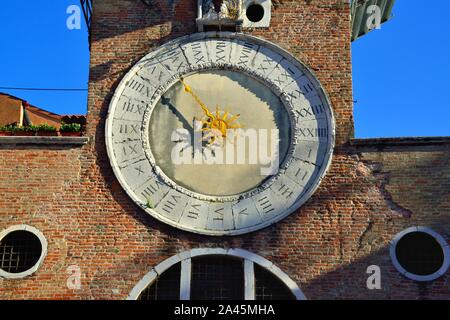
[{"xmin": 106, "ymin": 33, "xmax": 335, "ymax": 236}]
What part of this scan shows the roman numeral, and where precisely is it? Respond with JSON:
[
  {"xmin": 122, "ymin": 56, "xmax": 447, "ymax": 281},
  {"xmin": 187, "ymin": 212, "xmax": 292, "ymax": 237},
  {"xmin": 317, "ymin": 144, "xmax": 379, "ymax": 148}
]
[
  {"xmin": 161, "ymin": 195, "xmax": 180, "ymax": 215},
  {"xmin": 257, "ymin": 64, "xmax": 268, "ymax": 72},
  {"xmin": 127, "ymin": 79, "xmax": 148, "ymax": 95},
  {"xmin": 237, "ymin": 207, "xmax": 248, "ymax": 215},
  {"xmin": 298, "ymin": 127, "xmax": 328, "ymax": 138},
  {"xmin": 257, "ymin": 57, "xmax": 275, "ymax": 74},
  {"xmin": 187, "ymin": 204, "xmax": 201, "ymax": 219},
  {"xmin": 274, "ymin": 68, "xmax": 290, "ymax": 85},
  {"xmin": 191, "ymin": 43, "xmax": 205, "ymax": 64},
  {"xmin": 295, "ymin": 104, "xmax": 324, "ymax": 119},
  {"xmin": 302, "ymin": 83, "xmax": 314, "ymax": 94},
  {"xmin": 278, "ymin": 184, "xmax": 294, "ymax": 198},
  {"xmin": 141, "ymin": 183, "xmax": 160, "ymax": 199},
  {"xmin": 135, "ymin": 165, "xmax": 144, "ymax": 176},
  {"xmin": 150, "ymin": 65, "xmax": 166, "ymax": 81},
  {"xmin": 122, "ymin": 101, "xmax": 144, "ymax": 115},
  {"xmin": 258, "ymin": 196, "xmax": 274, "ymax": 214},
  {"xmin": 295, "ymin": 168, "xmax": 308, "ymax": 181},
  {"xmin": 317, "ymin": 127, "xmax": 328, "ymax": 137},
  {"xmin": 175, "ymin": 61, "xmax": 185, "ymax": 71},
  {"xmin": 163, "ymin": 53, "xmax": 185, "ymax": 72},
  {"xmin": 296, "ymin": 108, "xmax": 312, "ymax": 118},
  {"xmin": 287, "ymin": 89, "xmax": 302, "ymax": 100},
  {"xmin": 313, "ymin": 104, "xmax": 324, "ymax": 114},
  {"xmin": 122, "ymin": 143, "xmax": 138, "ymax": 156},
  {"xmin": 213, "ymin": 207, "xmax": 224, "ymax": 221},
  {"xmin": 238, "ymin": 42, "xmax": 254, "ymax": 65},
  {"xmin": 216, "ymin": 42, "xmax": 227, "ymax": 63},
  {"xmin": 119, "ymin": 124, "xmax": 139, "ymax": 134}
]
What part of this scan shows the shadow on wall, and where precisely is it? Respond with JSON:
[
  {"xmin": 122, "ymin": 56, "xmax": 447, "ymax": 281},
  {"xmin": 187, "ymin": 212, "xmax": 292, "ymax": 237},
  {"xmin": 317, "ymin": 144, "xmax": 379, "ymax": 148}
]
[
  {"xmin": 92, "ymin": 148, "xmax": 450, "ymax": 300},
  {"xmin": 88, "ymin": 0, "xmax": 194, "ymax": 81},
  {"xmin": 301, "ymin": 244, "xmax": 449, "ymax": 300},
  {"xmin": 92, "ymin": 0, "xmax": 195, "ymax": 42}
]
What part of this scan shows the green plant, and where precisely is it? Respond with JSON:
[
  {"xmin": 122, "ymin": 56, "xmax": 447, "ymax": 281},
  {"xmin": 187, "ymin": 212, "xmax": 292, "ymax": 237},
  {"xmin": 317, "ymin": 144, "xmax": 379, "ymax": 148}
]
[
  {"xmin": 26, "ymin": 125, "xmax": 39, "ymax": 132},
  {"xmin": 146, "ymin": 199, "xmax": 154, "ymax": 209},
  {"xmin": 36, "ymin": 124, "xmax": 57, "ymax": 132},
  {"xmin": 60, "ymin": 123, "xmax": 82, "ymax": 133},
  {"xmin": 10, "ymin": 125, "xmax": 36, "ymax": 132},
  {"xmin": 0, "ymin": 124, "xmax": 17, "ymax": 132},
  {"xmin": 0, "ymin": 124, "xmax": 58, "ymax": 133}
]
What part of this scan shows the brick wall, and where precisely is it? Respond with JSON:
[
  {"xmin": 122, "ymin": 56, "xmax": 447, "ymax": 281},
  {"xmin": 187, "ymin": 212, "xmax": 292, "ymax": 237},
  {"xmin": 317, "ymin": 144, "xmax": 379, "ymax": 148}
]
[{"xmin": 0, "ymin": 0, "xmax": 448, "ymax": 299}]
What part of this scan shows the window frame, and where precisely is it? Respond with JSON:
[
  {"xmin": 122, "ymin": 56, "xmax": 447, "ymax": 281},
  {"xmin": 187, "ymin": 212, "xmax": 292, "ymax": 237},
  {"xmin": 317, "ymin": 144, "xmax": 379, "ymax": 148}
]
[
  {"xmin": 0, "ymin": 224, "xmax": 48, "ymax": 279},
  {"xmin": 127, "ymin": 248, "xmax": 306, "ymax": 300},
  {"xmin": 390, "ymin": 226, "xmax": 450, "ymax": 282}
]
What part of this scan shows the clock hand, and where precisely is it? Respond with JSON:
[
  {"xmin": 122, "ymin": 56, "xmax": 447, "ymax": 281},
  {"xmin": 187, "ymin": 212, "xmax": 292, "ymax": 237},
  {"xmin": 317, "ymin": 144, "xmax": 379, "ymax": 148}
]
[
  {"xmin": 160, "ymin": 95, "xmax": 193, "ymax": 132},
  {"xmin": 180, "ymin": 78, "xmax": 215, "ymax": 121},
  {"xmin": 179, "ymin": 78, "xmax": 242, "ymax": 145}
]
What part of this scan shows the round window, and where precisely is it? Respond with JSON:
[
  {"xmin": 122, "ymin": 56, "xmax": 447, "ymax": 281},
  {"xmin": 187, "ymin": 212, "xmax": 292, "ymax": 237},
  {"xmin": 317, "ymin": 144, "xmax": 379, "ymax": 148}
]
[
  {"xmin": 391, "ymin": 227, "xmax": 449, "ymax": 281},
  {"xmin": 246, "ymin": 4, "xmax": 265, "ymax": 23},
  {"xmin": 0, "ymin": 225, "xmax": 47, "ymax": 278}
]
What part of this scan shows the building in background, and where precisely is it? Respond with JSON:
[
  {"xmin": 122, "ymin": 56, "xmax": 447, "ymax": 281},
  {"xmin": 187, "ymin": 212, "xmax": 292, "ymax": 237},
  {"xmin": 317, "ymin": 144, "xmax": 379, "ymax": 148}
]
[
  {"xmin": 0, "ymin": 92, "xmax": 86, "ymax": 130},
  {"xmin": 0, "ymin": 0, "xmax": 448, "ymax": 300}
]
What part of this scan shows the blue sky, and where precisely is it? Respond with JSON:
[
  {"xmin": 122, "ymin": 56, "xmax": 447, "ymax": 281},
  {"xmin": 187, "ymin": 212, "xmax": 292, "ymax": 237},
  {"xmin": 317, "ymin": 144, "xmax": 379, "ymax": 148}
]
[{"xmin": 0, "ymin": 1, "xmax": 449, "ymax": 137}]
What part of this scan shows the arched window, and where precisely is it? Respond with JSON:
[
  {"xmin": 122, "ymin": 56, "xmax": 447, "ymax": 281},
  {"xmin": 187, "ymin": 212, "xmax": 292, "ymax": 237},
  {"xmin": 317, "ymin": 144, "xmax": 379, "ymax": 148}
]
[
  {"xmin": 129, "ymin": 248, "xmax": 305, "ymax": 300},
  {"xmin": 254, "ymin": 264, "xmax": 296, "ymax": 300}
]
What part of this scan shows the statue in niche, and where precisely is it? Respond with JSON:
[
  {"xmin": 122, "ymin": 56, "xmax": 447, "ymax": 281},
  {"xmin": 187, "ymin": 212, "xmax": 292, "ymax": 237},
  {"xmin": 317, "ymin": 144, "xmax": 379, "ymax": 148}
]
[
  {"xmin": 219, "ymin": 1, "xmax": 229, "ymax": 19},
  {"xmin": 221, "ymin": 0, "xmax": 241, "ymax": 20},
  {"xmin": 202, "ymin": 0, "xmax": 218, "ymax": 19},
  {"xmin": 202, "ymin": 0, "xmax": 240, "ymax": 20}
]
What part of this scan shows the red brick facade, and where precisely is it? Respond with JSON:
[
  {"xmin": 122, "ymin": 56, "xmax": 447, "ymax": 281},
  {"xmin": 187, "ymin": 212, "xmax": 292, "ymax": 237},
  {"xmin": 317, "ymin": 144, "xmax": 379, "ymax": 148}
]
[{"xmin": 0, "ymin": 0, "xmax": 448, "ymax": 299}]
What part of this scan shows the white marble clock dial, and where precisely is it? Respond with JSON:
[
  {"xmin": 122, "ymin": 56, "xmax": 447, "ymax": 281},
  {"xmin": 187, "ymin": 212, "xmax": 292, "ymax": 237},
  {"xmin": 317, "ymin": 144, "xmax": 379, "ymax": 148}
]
[{"xmin": 106, "ymin": 32, "xmax": 335, "ymax": 236}]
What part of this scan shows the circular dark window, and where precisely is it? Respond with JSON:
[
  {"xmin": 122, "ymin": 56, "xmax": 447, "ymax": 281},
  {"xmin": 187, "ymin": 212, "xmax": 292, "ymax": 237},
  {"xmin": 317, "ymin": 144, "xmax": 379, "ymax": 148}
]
[
  {"xmin": 395, "ymin": 231, "xmax": 444, "ymax": 276},
  {"xmin": 246, "ymin": 4, "xmax": 265, "ymax": 23},
  {"xmin": 0, "ymin": 230, "xmax": 43, "ymax": 274},
  {"xmin": 391, "ymin": 227, "xmax": 450, "ymax": 281}
]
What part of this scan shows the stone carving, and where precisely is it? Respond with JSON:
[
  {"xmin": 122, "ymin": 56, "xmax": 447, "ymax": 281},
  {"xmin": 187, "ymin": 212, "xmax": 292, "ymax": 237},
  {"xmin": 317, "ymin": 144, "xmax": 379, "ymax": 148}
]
[
  {"xmin": 202, "ymin": 0, "xmax": 218, "ymax": 19},
  {"xmin": 106, "ymin": 33, "xmax": 335, "ymax": 236},
  {"xmin": 201, "ymin": 0, "xmax": 241, "ymax": 20},
  {"xmin": 219, "ymin": 1, "xmax": 229, "ymax": 19}
]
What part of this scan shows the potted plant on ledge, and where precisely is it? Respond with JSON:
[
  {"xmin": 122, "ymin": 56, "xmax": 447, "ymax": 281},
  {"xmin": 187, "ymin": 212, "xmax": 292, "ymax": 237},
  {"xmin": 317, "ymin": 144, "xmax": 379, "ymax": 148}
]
[
  {"xmin": 0, "ymin": 125, "xmax": 15, "ymax": 136},
  {"xmin": 59, "ymin": 123, "xmax": 82, "ymax": 137},
  {"xmin": 36, "ymin": 124, "xmax": 58, "ymax": 136},
  {"xmin": 13, "ymin": 125, "xmax": 38, "ymax": 136}
]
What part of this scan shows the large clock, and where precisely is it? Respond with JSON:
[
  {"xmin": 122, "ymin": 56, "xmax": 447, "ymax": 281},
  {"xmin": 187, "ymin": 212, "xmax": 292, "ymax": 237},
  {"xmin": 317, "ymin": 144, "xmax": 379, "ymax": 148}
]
[{"xmin": 106, "ymin": 33, "xmax": 335, "ymax": 235}]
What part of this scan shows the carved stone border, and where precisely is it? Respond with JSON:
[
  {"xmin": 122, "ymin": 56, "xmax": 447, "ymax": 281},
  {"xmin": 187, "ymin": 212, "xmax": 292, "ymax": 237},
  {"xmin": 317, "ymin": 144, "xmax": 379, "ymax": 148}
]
[
  {"xmin": 105, "ymin": 32, "xmax": 336, "ymax": 236},
  {"xmin": 127, "ymin": 248, "xmax": 306, "ymax": 300}
]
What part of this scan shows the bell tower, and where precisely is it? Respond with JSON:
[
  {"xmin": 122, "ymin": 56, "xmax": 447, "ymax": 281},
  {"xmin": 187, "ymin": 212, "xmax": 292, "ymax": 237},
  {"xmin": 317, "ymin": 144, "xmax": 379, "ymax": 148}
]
[{"xmin": 86, "ymin": 0, "xmax": 353, "ymax": 147}]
